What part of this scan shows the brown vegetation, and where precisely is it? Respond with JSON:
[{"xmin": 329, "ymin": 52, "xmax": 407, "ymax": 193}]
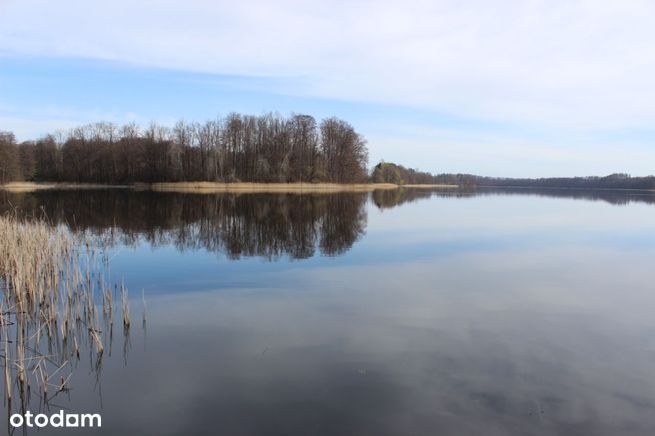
[
  {"xmin": 0, "ymin": 113, "xmax": 369, "ymax": 185},
  {"xmin": 0, "ymin": 214, "xmax": 130, "ymax": 414},
  {"xmin": 0, "ymin": 182, "xmax": 129, "ymax": 192},
  {"xmin": 150, "ymin": 182, "xmax": 398, "ymax": 193},
  {"xmin": 401, "ymin": 184, "xmax": 458, "ymax": 188}
]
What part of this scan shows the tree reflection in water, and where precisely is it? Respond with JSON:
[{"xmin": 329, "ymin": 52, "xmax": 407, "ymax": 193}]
[
  {"xmin": 0, "ymin": 191, "xmax": 369, "ymax": 260},
  {"xmin": 2, "ymin": 187, "xmax": 653, "ymax": 263}
]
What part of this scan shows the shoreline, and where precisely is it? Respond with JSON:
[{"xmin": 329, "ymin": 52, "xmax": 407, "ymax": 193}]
[
  {"xmin": 0, "ymin": 182, "xmax": 459, "ymax": 193},
  {"xmin": 151, "ymin": 182, "xmax": 399, "ymax": 193},
  {"xmin": 3, "ymin": 182, "xmax": 652, "ymax": 194},
  {"xmin": 0, "ymin": 182, "xmax": 132, "ymax": 192},
  {"xmin": 476, "ymin": 185, "xmax": 655, "ymax": 193}
]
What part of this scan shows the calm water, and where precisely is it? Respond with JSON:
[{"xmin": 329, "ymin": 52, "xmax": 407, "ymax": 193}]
[{"xmin": 2, "ymin": 188, "xmax": 655, "ymax": 435}]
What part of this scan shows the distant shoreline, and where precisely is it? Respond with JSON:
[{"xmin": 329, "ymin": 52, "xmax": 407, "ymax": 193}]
[
  {"xmin": 476, "ymin": 185, "xmax": 655, "ymax": 193},
  {"xmin": 3, "ymin": 182, "xmax": 654, "ymax": 194},
  {"xmin": 0, "ymin": 182, "xmax": 459, "ymax": 193}
]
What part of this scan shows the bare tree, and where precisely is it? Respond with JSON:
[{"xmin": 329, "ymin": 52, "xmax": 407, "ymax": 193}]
[{"xmin": 3, "ymin": 113, "xmax": 370, "ymax": 184}]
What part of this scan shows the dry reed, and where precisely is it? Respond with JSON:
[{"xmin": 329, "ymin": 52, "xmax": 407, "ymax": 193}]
[
  {"xmin": 149, "ymin": 181, "xmax": 400, "ymax": 193},
  {"xmin": 0, "ymin": 213, "xmax": 131, "ymax": 416}
]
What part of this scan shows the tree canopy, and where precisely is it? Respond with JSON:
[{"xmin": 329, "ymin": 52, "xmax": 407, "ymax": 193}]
[{"xmin": 0, "ymin": 113, "xmax": 369, "ymax": 184}]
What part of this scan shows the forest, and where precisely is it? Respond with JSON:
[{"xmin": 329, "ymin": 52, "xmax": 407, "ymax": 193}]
[
  {"xmin": 370, "ymin": 162, "xmax": 477, "ymax": 187},
  {"xmin": 474, "ymin": 174, "xmax": 655, "ymax": 190},
  {"xmin": 371, "ymin": 162, "xmax": 655, "ymax": 190},
  {"xmin": 0, "ymin": 113, "xmax": 368, "ymax": 184},
  {"xmin": 3, "ymin": 121, "xmax": 655, "ymax": 190}
]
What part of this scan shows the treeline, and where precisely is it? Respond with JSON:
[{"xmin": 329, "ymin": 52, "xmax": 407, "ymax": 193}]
[
  {"xmin": 0, "ymin": 113, "xmax": 368, "ymax": 184},
  {"xmin": 475, "ymin": 174, "xmax": 655, "ymax": 190},
  {"xmin": 370, "ymin": 162, "xmax": 655, "ymax": 190},
  {"xmin": 472, "ymin": 187, "xmax": 655, "ymax": 206},
  {"xmin": 370, "ymin": 162, "xmax": 477, "ymax": 187}
]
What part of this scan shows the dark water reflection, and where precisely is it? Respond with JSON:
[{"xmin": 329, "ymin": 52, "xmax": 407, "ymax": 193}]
[
  {"xmin": 2, "ymin": 188, "xmax": 655, "ymax": 435},
  {"xmin": 373, "ymin": 187, "xmax": 655, "ymax": 208},
  {"xmin": 0, "ymin": 190, "xmax": 368, "ymax": 259}
]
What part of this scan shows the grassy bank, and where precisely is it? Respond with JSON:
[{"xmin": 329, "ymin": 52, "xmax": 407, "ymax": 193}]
[
  {"xmin": 401, "ymin": 184, "xmax": 459, "ymax": 189},
  {"xmin": 1, "ymin": 181, "xmax": 458, "ymax": 193},
  {"xmin": 0, "ymin": 182, "xmax": 130, "ymax": 192},
  {"xmin": 149, "ymin": 182, "xmax": 399, "ymax": 193}
]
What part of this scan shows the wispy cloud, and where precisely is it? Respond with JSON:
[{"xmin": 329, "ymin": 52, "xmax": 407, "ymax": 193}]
[
  {"xmin": 2, "ymin": 0, "xmax": 654, "ymax": 129},
  {"xmin": 1, "ymin": 0, "xmax": 654, "ymax": 176}
]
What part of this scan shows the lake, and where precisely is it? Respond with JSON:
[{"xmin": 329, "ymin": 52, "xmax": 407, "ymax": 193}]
[{"xmin": 2, "ymin": 187, "xmax": 655, "ymax": 435}]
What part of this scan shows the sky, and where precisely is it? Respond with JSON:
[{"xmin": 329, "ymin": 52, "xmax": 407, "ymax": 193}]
[{"xmin": 1, "ymin": 0, "xmax": 654, "ymax": 177}]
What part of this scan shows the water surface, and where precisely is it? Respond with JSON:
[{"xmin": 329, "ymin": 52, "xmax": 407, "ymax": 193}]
[{"xmin": 2, "ymin": 188, "xmax": 655, "ymax": 435}]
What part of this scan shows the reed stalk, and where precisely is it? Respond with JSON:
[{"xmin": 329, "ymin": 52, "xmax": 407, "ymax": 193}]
[{"xmin": 0, "ymin": 213, "xmax": 130, "ymax": 415}]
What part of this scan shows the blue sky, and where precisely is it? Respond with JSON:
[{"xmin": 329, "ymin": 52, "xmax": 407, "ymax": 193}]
[{"xmin": 1, "ymin": 0, "xmax": 655, "ymax": 177}]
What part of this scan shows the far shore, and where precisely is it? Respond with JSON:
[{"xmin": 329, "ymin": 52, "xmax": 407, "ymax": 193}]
[
  {"xmin": 0, "ymin": 181, "xmax": 459, "ymax": 193},
  {"xmin": 400, "ymin": 184, "xmax": 460, "ymax": 189},
  {"xmin": 151, "ymin": 182, "xmax": 400, "ymax": 193},
  {"xmin": 0, "ymin": 182, "xmax": 132, "ymax": 192}
]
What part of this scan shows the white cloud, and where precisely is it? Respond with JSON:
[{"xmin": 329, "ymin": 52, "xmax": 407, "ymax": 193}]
[{"xmin": 1, "ymin": 0, "xmax": 655, "ymax": 131}]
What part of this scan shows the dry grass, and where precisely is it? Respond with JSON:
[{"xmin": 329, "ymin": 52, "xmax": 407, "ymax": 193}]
[
  {"xmin": 0, "ymin": 182, "xmax": 130, "ymax": 192},
  {"xmin": 400, "ymin": 184, "xmax": 459, "ymax": 188},
  {"xmin": 149, "ymin": 182, "xmax": 399, "ymax": 193},
  {"xmin": 0, "ymin": 214, "xmax": 131, "ymax": 413},
  {"xmin": 1, "ymin": 181, "xmax": 463, "ymax": 193}
]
